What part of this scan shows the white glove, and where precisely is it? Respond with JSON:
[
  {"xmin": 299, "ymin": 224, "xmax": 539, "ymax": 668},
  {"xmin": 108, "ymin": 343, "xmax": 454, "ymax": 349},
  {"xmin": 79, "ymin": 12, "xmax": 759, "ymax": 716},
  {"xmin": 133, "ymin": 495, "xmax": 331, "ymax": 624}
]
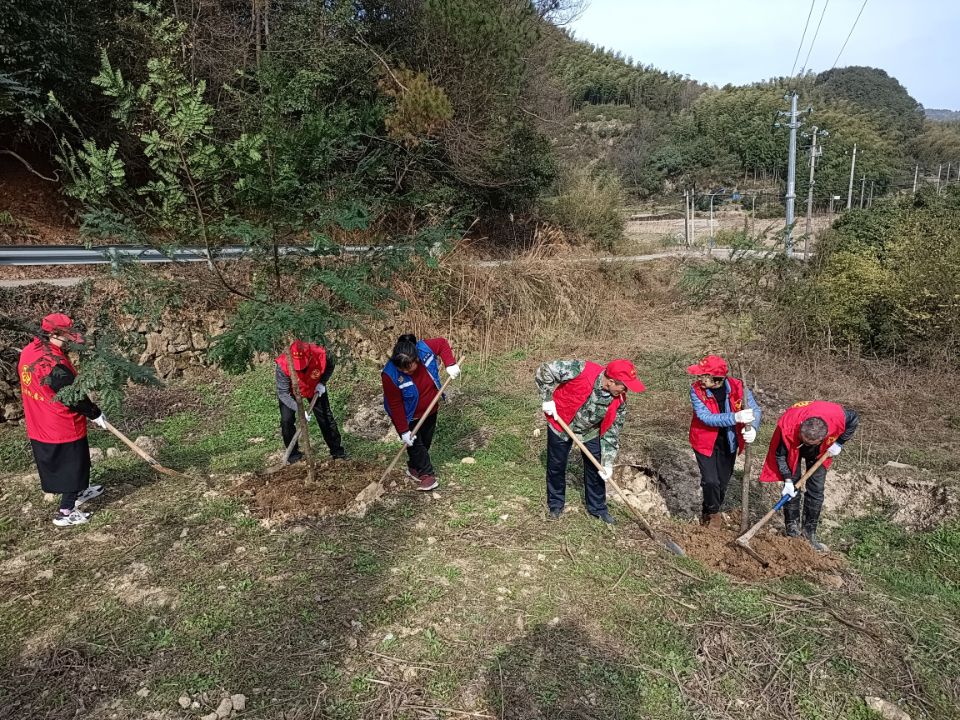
[
  {"xmin": 446, "ymin": 363, "xmax": 461, "ymax": 379},
  {"xmin": 826, "ymin": 442, "xmax": 842, "ymax": 457},
  {"xmin": 781, "ymin": 480, "xmax": 797, "ymax": 498},
  {"xmin": 400, "ymin": 431, "xmax": 416, "ymax": 447},
  {"xmin": 598, "ymin": 464, "xmax": 613, "ymax": 481},
  {"xmin": 92, "ymin": 414, "xmax": 107, "ymax": 429},
  {"xmin": 303, "ymin": 411, "xmax": 313, "ymax": 423},
  {"xmin": 314, "ymin": 383, "xmax": 326, "ymax": 397},
  {"xmin": 734, "ymin": 409, "xmax": 755, "ymax": 424},
  {"xmin": 741, "ymin": 426, "xmax": 757, "ymax": 444},
  {"xmin": 542, "ymin": 400, "xmax": 558, "ymax": 419}
]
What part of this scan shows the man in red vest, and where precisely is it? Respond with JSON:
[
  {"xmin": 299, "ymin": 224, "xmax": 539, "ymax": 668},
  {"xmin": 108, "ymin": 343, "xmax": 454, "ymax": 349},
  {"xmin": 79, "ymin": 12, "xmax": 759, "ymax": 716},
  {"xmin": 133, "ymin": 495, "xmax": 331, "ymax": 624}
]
[
  {"xmin": 276, "ymin": 340, "xmax": 345, "ymax": 463},
  {"xmin": 759, "ymin": 401, "xmax": 860, "ymax": 551},
  {"xmin": 535, "ymin": 358, "xmax": 645, "ymax": 524},
  {"xmin": 19, "ymin": 314, "xmax": 107, "ymax": 527},
  {"xmin": 687, "ymin": 355, "xmax": 761, "ymax": 528}
]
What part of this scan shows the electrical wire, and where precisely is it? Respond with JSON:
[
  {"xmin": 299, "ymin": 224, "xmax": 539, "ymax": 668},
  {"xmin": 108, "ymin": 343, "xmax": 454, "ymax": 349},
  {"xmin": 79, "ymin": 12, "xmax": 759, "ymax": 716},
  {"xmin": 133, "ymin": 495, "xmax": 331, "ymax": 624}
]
[
  {"xmin": 831, "ymin": 0, "xmax": 869, "ymax": 69},
  {"xmin": 800, "ymin": 0, "xmax": 830, "ymax": 74},
  {"xmin": 790, "ymin": 0, "xmax": 817, "ymax": 77}
]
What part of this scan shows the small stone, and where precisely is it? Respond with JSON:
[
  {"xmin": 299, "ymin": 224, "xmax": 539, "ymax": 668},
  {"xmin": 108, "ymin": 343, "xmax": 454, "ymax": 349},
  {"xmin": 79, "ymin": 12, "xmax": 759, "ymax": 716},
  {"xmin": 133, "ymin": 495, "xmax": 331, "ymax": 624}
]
[
  {"xmin": 427, "ymin": 537, "xmax": 437, "ymax": 545},
  {"xmin": 821, "ymin": 574, "xmax": 844, "ymax": 589},
  {"xmin": 499, "ymin": 514, "xmax": 509, "ymax": 521},
  {"xmin": 191, "ymin": 701, "xmax": 200, "ymax": 709},
  {"xmin": 460, "ymin": 457, "xmax": 476, "ymax": 464},
  {"xmin": 548, "ymin": 616, "xmax": 560, "ymax": 626},
  {"xmin": 235, "ymin": 546, "xmax": 246, "ymax": 554},
  {"xmin": 180, "ymin": 528, "xmax": 189, "ymax": 538},
  {"xmin": 230, "ymin": 694, "xmax": 246, "ymax": 712},
  {"xmin": 347, "ymin": 636, "xmax": 358, "ymax": 649},
  {"xmin": 536, "ymin": 553, "xmax": 546, "ymax": 561},
  {"xmin": 533, "ymin": 428, "xmax": 541, "ymax": 438},
  {"xmin": 247, "ymin": 437, "xmax": 265, "ymax": 444},
  {"xmin": 107, "ymin": 447, "xmax": 120, "ymax": 458},
  {"xmin": 136, "ymin": 687, "xmax": 150, "ymax": 698},
  {"xmin": 36, "ymin": 569, "xmax": 54, "ymax": 580},
  {"xmin": 291, "ymin": 525, "xmax": 308, "ymax": 535},
  {"xmin": 215, "ymin": 697, "xmax": 233, "ymax": 719},
  {"xmin": 865, "ymin": 697, "xmax": 911, "ymax": 720},
  {"xmin": 383, "ymin": 632, "xmax": 395, "ymax": 643},
  {"xmin": 42, "ymin": 493, "xmax": 56, "ymax": 504},
  {"xmin": 178, "ymin": 695, "xmax": 191, "ymax": 709},
  {"xmin": 201, "ymin": 713, "xmax": 218, "ymax": 720},
  {"xmin": 89, "ymin": 447, "xmax": 105, "ymax": 463}
]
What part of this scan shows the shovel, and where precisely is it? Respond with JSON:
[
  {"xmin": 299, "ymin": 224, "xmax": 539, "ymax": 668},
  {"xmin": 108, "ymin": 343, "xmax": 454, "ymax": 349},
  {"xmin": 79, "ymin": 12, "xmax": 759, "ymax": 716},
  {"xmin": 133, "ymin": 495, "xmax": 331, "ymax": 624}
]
[
  {"xmin": 282, "ymin": 393, "xmax": 321, "ymax": 465},
  {"xmin": 378, "ymin": 356, "xmax": 466, "ymax": 486},
  {"xmin": 101, "ymin": 420, "xmax": 192, "ymax": 480},
  {"xmin": 551, "ymin": 414, "xmax": 685, "ymax": 557},
  {"xmin": 734, "ymin": 448, "xmax": 831, "ymax": 567}
]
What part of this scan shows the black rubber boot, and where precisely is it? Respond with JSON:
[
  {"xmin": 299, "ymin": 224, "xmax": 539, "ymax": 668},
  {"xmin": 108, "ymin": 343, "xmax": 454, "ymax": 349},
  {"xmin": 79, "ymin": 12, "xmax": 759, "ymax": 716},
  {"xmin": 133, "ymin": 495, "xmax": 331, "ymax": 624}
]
[
  {"xmin": 802, "ymin": 506, "xmax": 829, "ymax": 552},
  {"xmin": 782, "ymin": 496, "xmax": 801, "ymax": 537}
]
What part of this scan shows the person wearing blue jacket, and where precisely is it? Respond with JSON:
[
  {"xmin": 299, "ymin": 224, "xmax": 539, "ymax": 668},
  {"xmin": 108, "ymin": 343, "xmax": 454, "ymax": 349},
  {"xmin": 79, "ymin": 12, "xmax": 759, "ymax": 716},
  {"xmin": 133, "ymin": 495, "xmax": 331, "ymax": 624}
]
[{"xmin": 687, "ymin": 355, "xmax": 761, "ymax": 527}]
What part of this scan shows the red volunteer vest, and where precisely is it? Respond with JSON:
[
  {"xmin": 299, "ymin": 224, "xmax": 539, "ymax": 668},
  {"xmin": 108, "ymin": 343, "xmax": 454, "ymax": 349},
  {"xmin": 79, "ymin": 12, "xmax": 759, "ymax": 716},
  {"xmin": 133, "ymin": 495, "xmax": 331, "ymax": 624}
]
[
  {"xmin": 276, "ymin": 344, "xmax": 328, "ymax": 398},
  {"xmin": 546, "ymin": 362, "xmax": 623, "ymax": 437},
  {"xmin": 689, "ymin": 377, "xmax": 746, "ymax": 456},
  {"xmin": 18, "ymin": 338, "xmax": 88, "ymax": 444},
  {"xmin": 759, "ymin": 400, "xmax": 847, "ymax": 482}
]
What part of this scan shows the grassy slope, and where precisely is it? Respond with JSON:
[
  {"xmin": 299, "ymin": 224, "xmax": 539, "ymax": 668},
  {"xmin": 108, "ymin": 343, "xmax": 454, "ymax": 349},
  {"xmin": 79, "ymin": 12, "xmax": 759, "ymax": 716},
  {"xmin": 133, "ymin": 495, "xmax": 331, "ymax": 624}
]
[{"xmin": 1, "ymin": 346, "xmax": 958, "ymax": 719}]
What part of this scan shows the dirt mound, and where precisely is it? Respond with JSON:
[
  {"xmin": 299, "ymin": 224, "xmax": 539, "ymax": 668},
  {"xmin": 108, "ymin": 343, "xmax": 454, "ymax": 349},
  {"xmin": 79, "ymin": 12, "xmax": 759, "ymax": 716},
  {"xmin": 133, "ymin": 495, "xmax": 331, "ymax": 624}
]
[
  {"xmin": 669, "ymin": 513, "xmax": 846, "ymax": 583},
  {"xmin": 615, "ymin": 442, "xmax": 703, "ymax": 519},
  {"xmin": 233, "ymin": 459, "xmax": 383, "ymax": 521},
  {"xmin": 343, "ymin": 402, "xmax": 395, "ymax": 442}
]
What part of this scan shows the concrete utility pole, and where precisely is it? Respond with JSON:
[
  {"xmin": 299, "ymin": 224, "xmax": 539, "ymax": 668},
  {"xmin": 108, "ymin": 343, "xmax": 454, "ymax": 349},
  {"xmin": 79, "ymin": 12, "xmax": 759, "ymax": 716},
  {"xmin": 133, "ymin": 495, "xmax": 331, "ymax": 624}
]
[
  {"xmin": 846, "ymin": 143, "xmax": 857, "ymax": 209},
  {"xmin": 868, "ymin": 180, "xmax": 875, "ymax": 207},
  {"xmin": 783, "ymin": 93, "xmax": 800, "ymax": 256},
  {"xmin": 804, "ymin": 126, "xmax": 825, "ymax": 259},
  {"xmin": 937, "ymin": 164, "xmax": 942, "ymax": 192},
  {"xmin": 860, "ymin": 175, "xmax": 866, "ymax": 208},
  {"xmin": 683, "ymin": 190, "xmax": 690, "ymax": 246},
  {"xmin": 913, "ymin": 164, "xmax": 919, "ymax": 194}
]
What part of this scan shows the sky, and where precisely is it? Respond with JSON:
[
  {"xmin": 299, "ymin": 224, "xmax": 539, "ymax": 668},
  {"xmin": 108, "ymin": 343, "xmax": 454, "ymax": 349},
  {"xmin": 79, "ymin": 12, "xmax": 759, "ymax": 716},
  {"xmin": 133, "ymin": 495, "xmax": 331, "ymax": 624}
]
[{"xmin": 570, "ymin": 0, "xmax": 960, "ymax": 110}]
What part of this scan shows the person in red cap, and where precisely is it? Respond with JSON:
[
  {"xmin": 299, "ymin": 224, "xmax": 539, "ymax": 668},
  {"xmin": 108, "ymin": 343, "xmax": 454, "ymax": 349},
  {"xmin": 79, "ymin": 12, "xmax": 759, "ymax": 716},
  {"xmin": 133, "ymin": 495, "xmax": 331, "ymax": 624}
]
[
  {"xmin": 759, "ymin": 400, "xmax": 859, "ymax": 551},
  {"xmin": 276, "ymin": 340, "xmax": 346, "ymax": 462},
  {"xmin": 18, "ymin": 314, "xmax": 107, "ymax": 527},
  {"xmin": 381, "ymin": 334, "xmax": 460, "ymax": 492},
  {"xmin": 686, "ymin": 355, "xmax": 761, "ymax": 528},
  {"xmin": 535, "ymin": 358, "xmax": 645, "ymax": 523}
]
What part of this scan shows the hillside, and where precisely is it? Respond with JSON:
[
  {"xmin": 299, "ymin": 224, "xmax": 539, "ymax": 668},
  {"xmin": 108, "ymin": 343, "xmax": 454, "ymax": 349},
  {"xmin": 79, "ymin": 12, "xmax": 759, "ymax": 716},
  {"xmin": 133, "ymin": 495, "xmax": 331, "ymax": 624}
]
[{"xmin": 926, "ymin": 108, "xmax": 960, "ymax": 122}]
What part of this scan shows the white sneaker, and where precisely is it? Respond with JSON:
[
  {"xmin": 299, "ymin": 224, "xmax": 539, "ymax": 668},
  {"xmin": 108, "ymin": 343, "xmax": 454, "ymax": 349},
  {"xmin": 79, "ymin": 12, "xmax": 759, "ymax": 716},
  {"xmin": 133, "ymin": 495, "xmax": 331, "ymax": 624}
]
[
  {"xmin": 53, "ymin": 511, "xmax": 90, "ymax": 527},
  {"xmin": 75, "ymin": 485, "xmax": 104, "ymax": 508}
]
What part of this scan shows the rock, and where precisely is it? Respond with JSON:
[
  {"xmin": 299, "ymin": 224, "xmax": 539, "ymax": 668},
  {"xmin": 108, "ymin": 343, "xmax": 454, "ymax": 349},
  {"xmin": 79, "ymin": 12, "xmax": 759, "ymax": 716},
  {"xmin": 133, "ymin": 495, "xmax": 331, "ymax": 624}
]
[
  {"xmin": 154, "ymin": 355, "xmax": 177, "ymax": 379},
  {"xmin": 885, "ymin": 461, "xmax": 919, "ymax": 471},
  {"xmin": 89, "ymin": 447, "xmax": 105, "ymax": 464},
  {"xmin": 215, "ymin": 697, "xmax": 233, "ymax": 719},
  {"xmin": 180, "ymin": 528, "xmax": 189, "ymax": 538},
  {"xmin": 230, "ymin": 694, "xmax": 246, "ymax": 712},
  {"xmin": 36, "ymin": 568, "xmax": 54, "ymax": 580},
  {"xmin": 191, "ymin": 331, "xmax": 209, "ymax": 350},
  {"xmin": 143, "ymin": 332, "xmax": 165, "ymax": 358},
  {"xmin": 20, "ymin": 472, "xmax": 40, "ymax": 484},
  {"xmin": 2, "ymin": 402, "xmax": 23, "ymax": 421},
  {"xmin": 136, "ymin": 687, "xmax": 150, "ymax": 698},
  {"xmin": 106, "ymin": 447, "xmax": 121, "ymax": 458},
  {"xmin": 247, "ymin": 437, "xmax": 265, "ymax": 444},
  {"xmin": 134, "ymin": 435, "xmax": 165, "ymax": 456},
  {"xmin": 290, "ymin": 525, "xmax": 308, "ymax": 535},
  {"xmin": 532, "ymin": 428, "xmax": 541, "ymax": 438},
  {"xmin": 42, "ymin": 493, "xmax": 56, "ymax": 504},
  {"xmin": 178, "ymin": 695, "xmax": 191, "ymax": 709},
  {"xmin": 820, "ymin": 573, "xmax": 844, "ymax": 589},
  {"xmin": 460, "ymin": 457, "xmax": 476, "ymax": 464},
  {"xmin": 865, "ymin": 697, "xmax": 911, "ymax": 720},
  {"xmin": 201, "ymin": 713, "xmax": 218, "ymax": 720},
  {"xmin": 346, "ymin": 636, "xmax": 358, "ymax": 649}
]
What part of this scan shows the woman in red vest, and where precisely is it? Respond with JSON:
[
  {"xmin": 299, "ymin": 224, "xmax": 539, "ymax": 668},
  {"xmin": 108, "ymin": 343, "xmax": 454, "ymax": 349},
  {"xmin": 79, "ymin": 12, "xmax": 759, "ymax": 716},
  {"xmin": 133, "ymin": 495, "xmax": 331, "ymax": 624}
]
[
  {"xmin": 381, "ymin": 334, "xmax": 459, "ymax": 492},
  {"xmin": 686, "ymin": 355, "xmax": 761, "ymax": 528},
  {"xmin": 276, "ymin": 340, "xmax": 345, "ymax": 462},
  {"xmin": 535, "ymin": 358, "xmax": 645, "ymax": 524},
  {"xmin": 18, "ymin": 314, "xmax": 106, "ymax": 527},
  {"xmin": 759, "ymin": 401, "xmax": 860, "ymax": 551}
]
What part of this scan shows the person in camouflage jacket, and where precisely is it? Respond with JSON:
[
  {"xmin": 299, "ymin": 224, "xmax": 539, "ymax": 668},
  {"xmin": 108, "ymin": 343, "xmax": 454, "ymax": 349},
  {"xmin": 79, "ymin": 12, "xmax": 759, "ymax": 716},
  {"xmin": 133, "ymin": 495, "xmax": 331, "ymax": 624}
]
[{"xmin": 535, "ymin": 358, "xmax": 645, "ymax": 524}]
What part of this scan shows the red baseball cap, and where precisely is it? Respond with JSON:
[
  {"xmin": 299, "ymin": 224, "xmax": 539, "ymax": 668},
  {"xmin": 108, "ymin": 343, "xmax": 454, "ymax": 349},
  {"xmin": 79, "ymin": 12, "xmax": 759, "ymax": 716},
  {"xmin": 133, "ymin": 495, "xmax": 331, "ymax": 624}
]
[
  {"xmin": 41, "ymin": 313, "xmax": 84, "ymax": 343},
  {"xmin": 289, "ymin": 340, "xmax": 310, "ymax": 371},
  {"xmin": 604, "ymin": 359, "xmax": 646, "ymax": 392},
  {"xmin": 686, "ymin": 354, "xmax": 728, "ymax": 376}
]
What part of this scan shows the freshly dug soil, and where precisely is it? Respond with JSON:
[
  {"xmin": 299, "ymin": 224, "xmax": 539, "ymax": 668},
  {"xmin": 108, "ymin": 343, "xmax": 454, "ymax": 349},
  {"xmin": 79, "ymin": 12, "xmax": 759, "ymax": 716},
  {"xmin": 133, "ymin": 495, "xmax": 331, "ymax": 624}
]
[
  {"xmin": 667, "ymin": 512, "xmax": 845, "ymax": 583},
  {"xmin": 233, "ymin": 459, "xmax": 382, "ymax": 521}
]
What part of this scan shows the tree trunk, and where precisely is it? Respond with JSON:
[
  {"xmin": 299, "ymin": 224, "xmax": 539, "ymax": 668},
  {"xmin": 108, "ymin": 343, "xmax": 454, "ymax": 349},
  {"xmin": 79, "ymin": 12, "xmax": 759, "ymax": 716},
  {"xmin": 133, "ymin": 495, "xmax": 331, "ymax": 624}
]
[{"xmin": 284, "ymin": 335, "xmax": 315, "ymax": 483}]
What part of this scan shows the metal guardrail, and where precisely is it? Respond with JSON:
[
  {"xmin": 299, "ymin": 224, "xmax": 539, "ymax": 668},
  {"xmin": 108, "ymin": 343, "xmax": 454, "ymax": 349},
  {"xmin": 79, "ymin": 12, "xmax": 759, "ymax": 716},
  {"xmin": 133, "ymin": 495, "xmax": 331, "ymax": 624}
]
[{"xmin": 0, "ymin": 244, "xmax": 397, "ymax": 266}]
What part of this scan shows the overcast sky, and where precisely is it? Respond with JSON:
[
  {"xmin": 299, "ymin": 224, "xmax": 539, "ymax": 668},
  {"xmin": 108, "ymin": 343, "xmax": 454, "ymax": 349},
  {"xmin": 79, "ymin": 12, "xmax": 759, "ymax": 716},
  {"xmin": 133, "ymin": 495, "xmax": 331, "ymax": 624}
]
[{"xmin": 570, "ymin": 0, "xmax": 960, "ymax": 110}]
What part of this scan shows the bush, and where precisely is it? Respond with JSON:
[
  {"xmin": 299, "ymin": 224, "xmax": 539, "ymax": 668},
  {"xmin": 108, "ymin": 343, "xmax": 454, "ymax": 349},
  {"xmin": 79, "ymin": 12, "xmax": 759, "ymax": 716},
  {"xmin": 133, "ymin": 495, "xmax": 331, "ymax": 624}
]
[{"xmin": 539, "ymin": 165, "xmax": 624, "ymax": 250}]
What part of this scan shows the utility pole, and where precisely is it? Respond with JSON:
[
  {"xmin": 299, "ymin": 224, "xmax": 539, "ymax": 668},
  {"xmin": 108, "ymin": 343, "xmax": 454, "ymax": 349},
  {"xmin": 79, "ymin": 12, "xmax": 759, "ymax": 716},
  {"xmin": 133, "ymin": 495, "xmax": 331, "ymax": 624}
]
[
  {"xmin": 913, "ymin": 164, "xmax": 919, "ymax": 194},
  {"xmin": 846, "ymin": 143, "xmax": 857, "ymax": 209},
  {"xmin": 868, "ymin": 180, "xmax": 875, "ymax": 207},
  {"xmin": 683, "ymin": 191, "xmax": 690, "ymax": 246},
  {"xmin": 783, "ymin": 93, "xmax": 800, "ymax": 256},
  {"xmin": 860, "ymin": 175, "xmax": 866, "ymax": 208},
  {"xmin": 804, "ymin": 126, "xmax": 825, "ymax": 259},
  {"xmin": 937, "ymin": 164, "xmax": 942, "ymax": 192}
]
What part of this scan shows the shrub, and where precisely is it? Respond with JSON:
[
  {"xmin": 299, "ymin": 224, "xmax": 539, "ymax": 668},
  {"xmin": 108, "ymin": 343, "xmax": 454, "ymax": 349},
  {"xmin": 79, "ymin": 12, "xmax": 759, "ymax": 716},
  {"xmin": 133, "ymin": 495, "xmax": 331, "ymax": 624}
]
[{"xmin": 539, "ymin": 165, "xmax": 624, "ymax": 250}]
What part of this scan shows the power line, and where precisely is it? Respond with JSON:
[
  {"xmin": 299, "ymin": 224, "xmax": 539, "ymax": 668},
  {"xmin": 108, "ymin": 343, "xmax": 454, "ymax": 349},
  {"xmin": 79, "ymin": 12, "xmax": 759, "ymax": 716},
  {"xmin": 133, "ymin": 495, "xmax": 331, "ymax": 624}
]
[
  {"xmin": 790, "ymin": 0, "xmax": 818, "ymax": 76},
  {"xmin": 800, "ymin": 0, "xmax": 830, "ymax": 74},
  {"xmin": 831, "ymin": 0, "xmax": 869, "ymax": 69}
]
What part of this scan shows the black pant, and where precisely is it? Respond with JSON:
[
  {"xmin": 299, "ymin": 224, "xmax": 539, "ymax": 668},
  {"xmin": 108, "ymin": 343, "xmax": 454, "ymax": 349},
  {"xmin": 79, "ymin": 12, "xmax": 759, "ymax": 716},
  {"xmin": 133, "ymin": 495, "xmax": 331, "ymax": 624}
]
[
  {"xmin": 279, "ymin": 393, "xmax": 344, "ymax": 458},
  {"xmin": 783, "ymin": 455, "xmax": 827, "ymax": 531},
  {"xmin": 546, "ymin": 428, "xmax": 607, "ymax": 515},
  {"xmin": 60, "ymin": 490, "xmax": 78, "ymax": 512},
  {"xmin": 405, "ymin": 412, "xmax": 438, "ymax": 476},
  {"xmin": 695, "ymin": 438, "xmax": 737, "ymax": 515}
]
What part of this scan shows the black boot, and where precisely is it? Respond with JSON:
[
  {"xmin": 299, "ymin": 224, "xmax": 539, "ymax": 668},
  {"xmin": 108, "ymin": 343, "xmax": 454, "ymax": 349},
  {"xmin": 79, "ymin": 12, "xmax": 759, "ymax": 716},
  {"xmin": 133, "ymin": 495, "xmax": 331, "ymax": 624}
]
[
  {"xmin": 802, "ymin": 506, "xmax": 829, "ymax": 552},
  {"xmin": 782, "ymin": 496, "xmax": 801, "ymax": 537}
]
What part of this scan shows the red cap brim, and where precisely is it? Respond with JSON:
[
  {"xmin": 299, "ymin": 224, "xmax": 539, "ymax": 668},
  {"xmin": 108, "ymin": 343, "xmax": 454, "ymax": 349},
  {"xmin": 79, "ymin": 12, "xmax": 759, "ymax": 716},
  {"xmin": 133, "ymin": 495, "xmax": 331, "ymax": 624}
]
[
  {"xmin": 622, "ymin": 377, "xmax": 645, "ymax": 392},
  {"xmin": 686, "ymin": 363, "xmax": 707, "ymax": 375}
]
